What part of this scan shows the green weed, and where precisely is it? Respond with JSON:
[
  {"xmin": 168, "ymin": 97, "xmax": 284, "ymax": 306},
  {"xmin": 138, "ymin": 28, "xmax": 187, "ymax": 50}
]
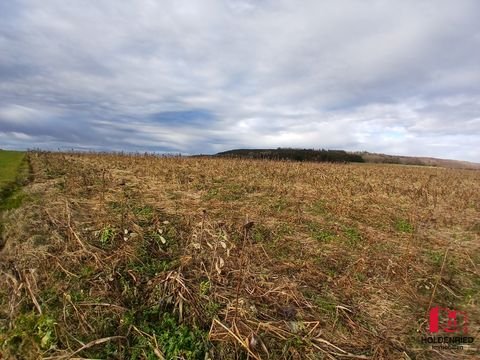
[
  {"xmin": 252, "ymin": 224, "xmax": 273, "ymax": 243},
  {"xmin": 205, "ymin": 301, "xmax": 221, "ymax": 318},
  {"xmin": 303, "ymin": 289, "xmax": 337, "ymax": 314},
  {"xmin": 343, "ymin": 226, "xmax": 362, "ymax": 246},
  {"xmin": 427, "ymin": 250, "xmax": 444, "ymax": 267},
  {"xmin": 99, "ymin": 225, "xmax": 116, "ymax": 247},
  {"xmin": 308, "ymin": 222, "xmax": 336, "ymax": 243},
  {"xmin": 1, "ymin": 313, "xmax": 57, "ymax": 354},
  {"xmin": 199, "ymin": 280, "xmax": 211, "ymax": 296},
  {"xmin": 134, "ymin": 205, "xmax": 155, "ymax": 225},
  {"xmin": 395, "ymin": 218, "xmax": 414, "ymax": 233},
  {"xmin": 354, "ymin": 272, "xmax": 367, "ymax": 282},
  {"xmin": 131, "ymin": 309, "xmax": 209, "ymax": 360},
  {"xmin": 276, "ymin": 223, "xmax": 294, "ymax": 237}
]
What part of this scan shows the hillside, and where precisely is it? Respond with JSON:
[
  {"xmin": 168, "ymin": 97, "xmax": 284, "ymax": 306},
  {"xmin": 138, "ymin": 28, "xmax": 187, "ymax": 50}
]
[
  {"xmin": 215, "ymin": 148, "xmax": 480, "ymax": 169},
  {"xmin": 358, "ymin": 152, "xmax": 480, "ymax": 169}
]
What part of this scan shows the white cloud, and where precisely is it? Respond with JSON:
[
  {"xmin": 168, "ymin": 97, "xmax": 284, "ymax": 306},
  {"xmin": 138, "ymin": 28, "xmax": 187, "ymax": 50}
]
[{"xmin": 0, "ymin": 0, "xmax": 479, "ymax": 161}]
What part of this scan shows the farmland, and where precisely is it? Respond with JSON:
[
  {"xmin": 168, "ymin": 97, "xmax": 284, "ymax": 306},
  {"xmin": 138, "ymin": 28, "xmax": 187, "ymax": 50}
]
[
  {"xmin": 0, "ymin": 150, "xmax": 26, "ymax": 191},
  {"xmin": 0, "ymin": 152, "xmax": 479, "ymax": 359},
  {"xmin": 0, "ymin": 150, "xmax": 28, "ymax": 247}
]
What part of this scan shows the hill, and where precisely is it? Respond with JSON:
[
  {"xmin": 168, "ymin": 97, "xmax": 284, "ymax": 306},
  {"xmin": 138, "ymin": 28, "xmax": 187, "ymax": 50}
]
[
  {"xmin": 357, "ymin": 151, "xmax": 480, "ymax": 169},
  {"xmin": 215, "ymin": 148, "xmax": 480, "ymax": 169}
]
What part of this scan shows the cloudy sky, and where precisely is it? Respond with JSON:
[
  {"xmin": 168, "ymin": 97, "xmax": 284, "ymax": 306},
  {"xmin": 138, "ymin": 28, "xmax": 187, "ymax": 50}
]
[{"xmin": 1, "ymin": 0, "xmax": 479, "ymax": 161}]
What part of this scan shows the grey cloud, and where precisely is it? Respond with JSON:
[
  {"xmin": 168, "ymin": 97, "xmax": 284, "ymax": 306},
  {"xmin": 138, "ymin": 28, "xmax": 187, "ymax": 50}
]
[{"xmin": 0, "ymin": 0, "xmax": 479, "ymax": 161}]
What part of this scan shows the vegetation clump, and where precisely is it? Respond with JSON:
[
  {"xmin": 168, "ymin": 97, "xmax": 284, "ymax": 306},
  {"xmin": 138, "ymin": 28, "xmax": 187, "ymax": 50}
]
[{"xmin": 216, "ymin": 148, "xmax": 365, "ymax": 163}]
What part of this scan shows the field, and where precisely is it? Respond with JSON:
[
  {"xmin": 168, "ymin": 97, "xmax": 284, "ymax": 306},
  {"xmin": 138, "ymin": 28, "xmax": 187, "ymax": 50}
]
[
  {"xmin": 0, "ymin": 150, "xmax": 26, "ymax": 190},
  {"xmin": 0, "ymin": 152, "xmax": 479, "ymax": 359},
  {"xmin": 0, "ymin": 150, "xmax": 28, "ymax": 247}
]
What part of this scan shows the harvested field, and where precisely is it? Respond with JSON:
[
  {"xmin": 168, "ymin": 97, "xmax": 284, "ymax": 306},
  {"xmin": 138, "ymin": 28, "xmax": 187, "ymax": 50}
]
[{"xmin": 0, "ymin": 151, "xmax": 479, "ymax": 359}]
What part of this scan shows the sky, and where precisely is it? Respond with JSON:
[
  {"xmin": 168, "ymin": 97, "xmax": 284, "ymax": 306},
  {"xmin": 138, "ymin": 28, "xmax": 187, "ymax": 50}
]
[{"xmin": 0, "ymin": 0, "xmax": 479, "ymax": 161}]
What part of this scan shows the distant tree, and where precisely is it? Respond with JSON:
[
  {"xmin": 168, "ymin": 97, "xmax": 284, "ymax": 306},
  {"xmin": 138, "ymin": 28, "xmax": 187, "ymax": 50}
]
[{"xmin": 216, "ymin": 148, "xmax": 364, "ymax": 163}]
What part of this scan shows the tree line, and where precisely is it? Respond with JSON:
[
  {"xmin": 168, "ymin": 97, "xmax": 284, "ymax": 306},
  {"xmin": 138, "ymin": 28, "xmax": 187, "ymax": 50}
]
[{"xmin": 216, "ymin": 148, "xmax": 365, "ymax": 163}]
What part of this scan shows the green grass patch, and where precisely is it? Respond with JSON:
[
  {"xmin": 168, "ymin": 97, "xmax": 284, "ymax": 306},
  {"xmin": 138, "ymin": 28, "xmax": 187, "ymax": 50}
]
[
  {"xmin": 426, "ymin": 249, "xmax": 444, "ymax": 267},
  {"xmin": 394, "ymin": 218, "xmax": 414, "ymax": 233},
  {"xmin": 343, "ymin": 226, "xmax": 362, "ymax": 246},
  {"xmin": 252, "ymin": 224, "xmax": 273, "ymax": 243},
  {"xmin": 307, "ymin": 222, "xmax": 336, "ymax": 243},
  {"xmin": 0, "ymin": 150, "xmax": 26, "ymax": 187},
  {"xmin": 276, "ymin": 222, "xmax": 294, "ymax": 237},
  {"xmin": 0, "ymin": 312, "xmax": 57, "ymax": 355},
  {"xmin": 124, "ymin": 310, "xmax": 209, "ymax": 360},
  {"xmin": 0, "ymin": 151, "xmax": 29, "ymax": 248},
  {"xmin": 99, "ymin": 225, "xmax": 117, "ymax": 247},
  {"xmin": 302, "ymin": 289, "xmax": 337, "ymax": 315},
  {"xmin": 0, "ymin": 150, "xmax": 29, "ymax": 210},
  {"xmin": 133, "ymin": 204, "xmax": 156, "ymax": 225},
  {"xmin": 0, "ymin": 190, "xmax": 26, "ymax": 211}
]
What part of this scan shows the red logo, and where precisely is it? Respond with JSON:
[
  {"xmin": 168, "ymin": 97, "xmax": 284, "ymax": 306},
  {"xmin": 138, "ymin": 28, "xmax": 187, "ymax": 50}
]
[{"xmin": 429, "ymin": 306, "xmax": 468, "ymax": 334}]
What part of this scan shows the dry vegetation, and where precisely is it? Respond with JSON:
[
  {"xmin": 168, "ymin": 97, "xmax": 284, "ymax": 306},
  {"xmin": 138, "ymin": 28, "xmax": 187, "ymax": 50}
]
[{"xmin": 0, "ymin": 151, "xmax": 479, "ymax": 359}]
